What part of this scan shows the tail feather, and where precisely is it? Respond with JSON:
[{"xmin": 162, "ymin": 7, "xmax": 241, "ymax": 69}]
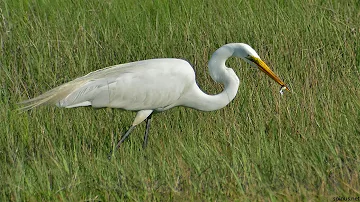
[
  {"xmin": 18, "ymin": 79, "xmax": 89, "ymax": 112},
  {"xmin": 18, "ymin": 61, "xmax": 141, "ymax": 111}
]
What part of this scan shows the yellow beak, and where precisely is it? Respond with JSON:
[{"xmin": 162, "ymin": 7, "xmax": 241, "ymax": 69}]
[{"xmin": 248, "ymin": 56, "xmax": 290, "ymax": 92}]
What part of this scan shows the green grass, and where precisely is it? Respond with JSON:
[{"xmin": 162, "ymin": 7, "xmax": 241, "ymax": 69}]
[{"xmin": 1, "ymin": 0, "xmax": 360, "ymax": 201}]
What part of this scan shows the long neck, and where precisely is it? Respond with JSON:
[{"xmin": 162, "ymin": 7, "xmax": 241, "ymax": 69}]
[{"xmin": 181, "ymin": 44, "xmax": 240, "ymax": 111}]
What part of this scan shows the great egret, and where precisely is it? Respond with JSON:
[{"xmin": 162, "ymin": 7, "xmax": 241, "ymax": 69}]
[{"xmin": 20, "ymin": 43, "xmax": 289, "ymax": 151}]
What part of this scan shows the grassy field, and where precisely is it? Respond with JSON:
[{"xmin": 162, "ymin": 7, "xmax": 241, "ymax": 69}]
[{"xmin": 1, "ymin": 0, "xmax": 360, "ymax": 201}]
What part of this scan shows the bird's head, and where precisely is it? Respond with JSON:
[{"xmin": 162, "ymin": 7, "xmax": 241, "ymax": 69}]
[{"xmin": 232, "ymin": 43, "xmax": 290, "ymax": 92}]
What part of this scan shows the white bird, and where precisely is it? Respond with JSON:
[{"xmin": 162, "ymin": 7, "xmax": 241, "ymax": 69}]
[{"xmin": 20, "ymin": 43, "xmax": 289, "ymax": 152}]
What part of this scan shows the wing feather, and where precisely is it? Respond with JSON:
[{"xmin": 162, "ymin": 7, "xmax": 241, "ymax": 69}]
[{"xmin": 19, "ymin": 58, "xmax": 195, "ymax": 112}]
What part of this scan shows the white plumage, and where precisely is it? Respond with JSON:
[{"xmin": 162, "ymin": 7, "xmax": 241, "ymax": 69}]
[{"xmin": 20, "ymin": 43, "xmax": 288, "ymax": 150}]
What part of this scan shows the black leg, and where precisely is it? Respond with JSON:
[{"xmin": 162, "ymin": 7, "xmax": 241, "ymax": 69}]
[
  {"xmin": 108, "ymin": 125, "xmax": 136, "ymax": 159},
  {"xmin": 115, "ymin": 125, "xmax": 136, "ymax": 149},
  {"xmin": 142, "ymin": 114, "xmax": 152, "ymax": 149}
]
